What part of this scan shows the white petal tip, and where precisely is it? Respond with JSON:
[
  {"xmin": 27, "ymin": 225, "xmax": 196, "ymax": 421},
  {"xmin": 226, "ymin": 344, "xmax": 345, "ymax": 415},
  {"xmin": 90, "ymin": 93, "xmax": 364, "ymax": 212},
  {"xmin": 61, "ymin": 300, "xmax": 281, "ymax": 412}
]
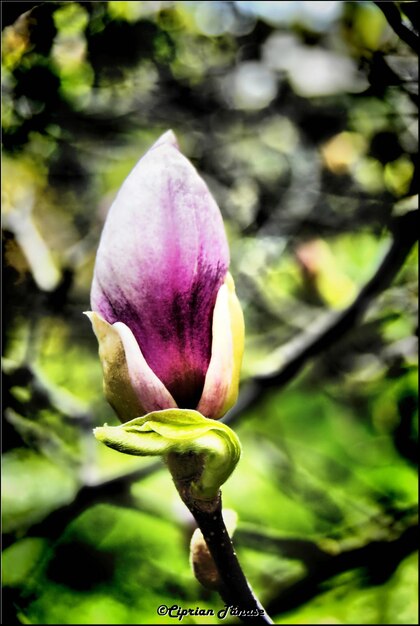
[{"xmin": 153, "ymin": 130, "xmax": 179, "ymax": 150}]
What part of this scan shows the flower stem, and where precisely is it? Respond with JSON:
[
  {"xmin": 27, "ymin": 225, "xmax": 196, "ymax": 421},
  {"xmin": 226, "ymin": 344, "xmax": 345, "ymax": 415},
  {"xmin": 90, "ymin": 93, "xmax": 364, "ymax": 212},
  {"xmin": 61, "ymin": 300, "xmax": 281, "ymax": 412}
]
[
  {"xmin": 168, "ymin": 453, "xmax": 273, "ymax": 624},
  {"xmin": 189, "ymin": 495, "xmax": 273, "ymax": 624}
]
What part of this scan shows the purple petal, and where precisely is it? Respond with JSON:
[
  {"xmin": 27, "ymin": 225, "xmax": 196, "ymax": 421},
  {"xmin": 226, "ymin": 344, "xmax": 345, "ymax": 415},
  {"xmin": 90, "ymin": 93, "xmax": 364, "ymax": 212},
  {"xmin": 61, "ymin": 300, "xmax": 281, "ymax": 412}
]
[{"xmin": 91, "ymin": 131, "xmax": 229, "ymax": 408}]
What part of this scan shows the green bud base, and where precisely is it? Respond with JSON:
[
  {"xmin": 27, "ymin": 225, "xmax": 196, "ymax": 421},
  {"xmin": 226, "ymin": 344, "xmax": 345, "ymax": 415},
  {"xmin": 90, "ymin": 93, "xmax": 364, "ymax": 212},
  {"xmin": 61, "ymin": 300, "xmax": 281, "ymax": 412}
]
[{"xmin": 94, "ymin": 408, "xmax": 241, "ymax": 501}]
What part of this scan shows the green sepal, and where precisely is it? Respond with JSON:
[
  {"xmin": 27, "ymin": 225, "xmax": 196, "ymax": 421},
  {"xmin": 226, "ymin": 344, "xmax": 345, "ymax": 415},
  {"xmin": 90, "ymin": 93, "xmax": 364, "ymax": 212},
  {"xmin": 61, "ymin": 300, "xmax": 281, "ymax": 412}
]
[{"xmin": 94, "ymin": 408, "xmax": 241, "ymax": 501}]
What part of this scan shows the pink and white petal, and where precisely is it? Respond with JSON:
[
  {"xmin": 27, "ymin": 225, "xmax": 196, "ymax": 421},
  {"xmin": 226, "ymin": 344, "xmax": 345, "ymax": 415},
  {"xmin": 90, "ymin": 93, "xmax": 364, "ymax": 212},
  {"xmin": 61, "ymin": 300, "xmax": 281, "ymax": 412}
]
[
  {"xmin": 113, "ymin": 321, "xmax": 178, "ymax": 414},
  {"xmin": 86, "ymin": 311, "xmax": 146, "ymax": 422},
  {"xmin": 86, "ymin": 311, "xmax": 177, "ymax": 422}
]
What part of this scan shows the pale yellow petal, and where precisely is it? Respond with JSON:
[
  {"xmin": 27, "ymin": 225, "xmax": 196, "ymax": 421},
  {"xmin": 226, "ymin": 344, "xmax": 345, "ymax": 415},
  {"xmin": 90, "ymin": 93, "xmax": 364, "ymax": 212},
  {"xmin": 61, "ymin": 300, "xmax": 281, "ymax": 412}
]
[
  {"xmin": 197, "ymin": 273, "xmax": 244, "ymax": 420},
  {"xmin": 222, "ymin": 272, "xmax": 245, "ymax": 415}
]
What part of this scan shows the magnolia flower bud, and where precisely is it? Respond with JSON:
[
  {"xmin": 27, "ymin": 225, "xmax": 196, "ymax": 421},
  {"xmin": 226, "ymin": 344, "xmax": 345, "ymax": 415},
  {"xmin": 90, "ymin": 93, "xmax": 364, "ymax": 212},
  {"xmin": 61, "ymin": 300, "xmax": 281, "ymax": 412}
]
[{"xmin": 87, "ymin": 131, "xmax": 244, "ymax": 422}]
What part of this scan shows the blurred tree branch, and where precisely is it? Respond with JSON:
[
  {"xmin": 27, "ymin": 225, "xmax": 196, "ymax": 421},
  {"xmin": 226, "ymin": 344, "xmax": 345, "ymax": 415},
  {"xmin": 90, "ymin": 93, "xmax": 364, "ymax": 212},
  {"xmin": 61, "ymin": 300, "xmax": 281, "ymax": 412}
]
[
  {"xmin": 263, "ymin": 507, "xmax": 418, "ymax": 615},
  {"xmin": 374, "ymin": 1, "xmax": 419, "ymax": 53},
  {"xmin": 3, "ymin": 364, "xmax": 91, "ymax": 425},
  {"xmin": 226, "ymin": 209, "xmax": 419, "ymax": 424},
  {"xmin": 237, "ymin": 505, "xmax": 417, "ymax": 566},
  {"xmin": 2, "ymin": 459, "xmax": 162, "ymax": 549}
]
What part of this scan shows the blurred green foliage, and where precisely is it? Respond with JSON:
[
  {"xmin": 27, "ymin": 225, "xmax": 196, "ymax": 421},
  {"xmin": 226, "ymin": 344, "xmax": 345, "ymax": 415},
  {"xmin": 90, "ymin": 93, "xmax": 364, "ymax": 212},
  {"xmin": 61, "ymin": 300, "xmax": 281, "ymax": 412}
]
[{"xmin": 2, "ymin": 1, "xmax": 418, "ymax": 624}]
